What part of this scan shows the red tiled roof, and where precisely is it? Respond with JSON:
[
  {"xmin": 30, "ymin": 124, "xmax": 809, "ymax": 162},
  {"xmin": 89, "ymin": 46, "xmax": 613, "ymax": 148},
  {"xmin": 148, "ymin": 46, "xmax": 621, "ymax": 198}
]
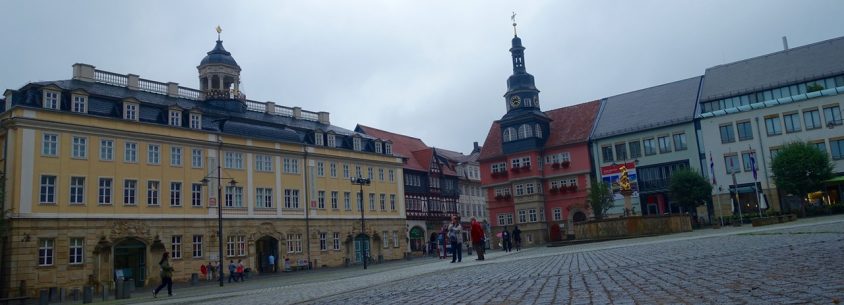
[
  {"xmin": 478, "ymin": 100, "xmax": 602, "ymax": 161},
  {"xmin": 355, "ymin": 124, "xmax": 429, "ymax": 172}
]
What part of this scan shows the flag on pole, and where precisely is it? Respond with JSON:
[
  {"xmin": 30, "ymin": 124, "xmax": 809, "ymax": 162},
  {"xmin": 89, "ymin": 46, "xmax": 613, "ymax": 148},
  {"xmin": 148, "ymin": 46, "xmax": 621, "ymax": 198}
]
[
  {"xmin": 749, "ymin": 152, "xmax": 758, "ymax": 181},
  {"xmin": 709, "ymin": 152, "xmax": 717, "ymax": 185}
]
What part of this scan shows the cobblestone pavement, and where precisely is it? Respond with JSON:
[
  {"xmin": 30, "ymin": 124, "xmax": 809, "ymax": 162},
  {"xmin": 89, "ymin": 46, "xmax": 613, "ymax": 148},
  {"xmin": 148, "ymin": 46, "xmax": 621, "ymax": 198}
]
[{"xmin": 127, "ymin": 216, "xmax": 844, "ymax": 305}]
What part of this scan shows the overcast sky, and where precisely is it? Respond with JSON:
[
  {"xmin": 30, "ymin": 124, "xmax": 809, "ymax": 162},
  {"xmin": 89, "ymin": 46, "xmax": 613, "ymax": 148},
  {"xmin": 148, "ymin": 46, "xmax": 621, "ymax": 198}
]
[{"xmin": 2, "ymin": 1, "xmax": 843, "ymax": 153}]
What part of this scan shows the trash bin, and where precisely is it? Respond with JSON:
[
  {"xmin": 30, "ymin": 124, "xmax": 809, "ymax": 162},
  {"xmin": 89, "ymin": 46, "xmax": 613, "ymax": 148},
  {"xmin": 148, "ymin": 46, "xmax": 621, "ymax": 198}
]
[{"xmin": 191, "ymin": 273, "xmax": 199, "ymax": 286}]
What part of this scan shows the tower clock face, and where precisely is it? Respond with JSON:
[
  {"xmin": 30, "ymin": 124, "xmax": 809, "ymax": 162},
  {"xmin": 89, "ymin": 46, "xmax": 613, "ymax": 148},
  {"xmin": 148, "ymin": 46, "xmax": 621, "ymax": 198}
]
[{"xmin": 510, "ymin": 96, "xmax": 521, "ymax": 107}]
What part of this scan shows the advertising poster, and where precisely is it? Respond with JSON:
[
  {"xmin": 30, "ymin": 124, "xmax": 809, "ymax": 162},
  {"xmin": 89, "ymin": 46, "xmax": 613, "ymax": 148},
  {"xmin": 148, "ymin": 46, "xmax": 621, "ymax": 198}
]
[{"xmin": 600, "ymin": 162, "xmax": 639, "ymax": 200}]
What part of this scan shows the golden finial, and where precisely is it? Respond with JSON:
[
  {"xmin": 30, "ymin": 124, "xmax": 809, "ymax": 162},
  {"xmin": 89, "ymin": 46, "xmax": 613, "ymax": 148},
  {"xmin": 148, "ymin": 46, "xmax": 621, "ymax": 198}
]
[
  {"xmin": 511, "ymin": 11, "xmax": 517, "ymax": 36},
  {"xmin": 216, "ymin": 25, "xmax": 222, "ymax": 40}
]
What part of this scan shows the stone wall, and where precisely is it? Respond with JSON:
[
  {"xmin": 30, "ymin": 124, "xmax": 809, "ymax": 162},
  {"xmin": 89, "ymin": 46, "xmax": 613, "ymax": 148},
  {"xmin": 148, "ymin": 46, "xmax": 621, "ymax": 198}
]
[{"xmin": 573, "ymin": 215, "xmax": 692, "ymax": 240}]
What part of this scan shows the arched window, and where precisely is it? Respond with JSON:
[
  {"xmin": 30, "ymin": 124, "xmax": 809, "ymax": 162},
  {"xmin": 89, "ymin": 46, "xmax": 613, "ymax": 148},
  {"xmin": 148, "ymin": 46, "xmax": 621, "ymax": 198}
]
[
  {"xmin": 535, "ymin": 124, "xmax": 542, "ymax": 138},
  {"xmin": 518, "ymin": 124, "xmax": 533, "ymax": 139},
  {"xmin": 504, "ymin": 127, "xmax": 517, "ymax": 142}
]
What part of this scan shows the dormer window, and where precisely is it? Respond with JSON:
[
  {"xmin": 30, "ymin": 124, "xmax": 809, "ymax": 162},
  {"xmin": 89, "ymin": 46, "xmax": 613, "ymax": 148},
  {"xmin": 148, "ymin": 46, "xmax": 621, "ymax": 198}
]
[
  {"xmin": 534, "ymin": 124, "xmax": 542, "ymax": 138},
  {"xmin": 169, "ymin": 110, "xmax": 182, "ymax": 127},
  {"xmin": 189, "ymin": 113, "xmax": 202, "ymax": 129},
  {"xmin": 123, "ymin": 102, "xmax": 138, "ymax": 121},
  {"xmin": 315, "ymin": 132, "xmax": 324, "ymax": 146},
  {"xmin": 327, "ymin": 133, "xmax": 336, "ymax": 148},
  {"xmin": 71, "ymin": 94, "xmax": 87, "ymax": 113},
  {"xmin": 353, "ymin": 137, "xmax": 362, "ymax": 151},
  {"xmin": 43, "ymin": 90, "xmax": 60, "ymax": 110},
  {"xmin": 385, "ymin": 143, "xmax": 392, "ymax": 155},
  {"xmin": 375, "ymin": 141, "xmax": 383, "ymax": 154}
]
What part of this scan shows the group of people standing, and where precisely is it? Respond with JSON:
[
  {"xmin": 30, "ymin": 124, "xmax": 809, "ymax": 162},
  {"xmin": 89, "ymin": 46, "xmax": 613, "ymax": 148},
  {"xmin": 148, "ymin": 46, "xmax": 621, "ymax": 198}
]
[
  {"xmin": 442, "ymin": 215, "xmax": 488, "ymax": 263},
  {"xmin": 500, "ymin": 225, "xmax": 522, "ymax": 252}
]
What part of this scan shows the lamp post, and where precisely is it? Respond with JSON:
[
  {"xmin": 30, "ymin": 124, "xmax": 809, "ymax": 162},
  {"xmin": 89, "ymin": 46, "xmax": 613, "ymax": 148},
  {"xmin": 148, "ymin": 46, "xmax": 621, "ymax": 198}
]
[
  {"xmin": 350, "ymin": 176, "xmax": 370, "ymax": 269},
  {"xmin": 200, "ymin": 173, "xmax": 238, "ymax": 287}
]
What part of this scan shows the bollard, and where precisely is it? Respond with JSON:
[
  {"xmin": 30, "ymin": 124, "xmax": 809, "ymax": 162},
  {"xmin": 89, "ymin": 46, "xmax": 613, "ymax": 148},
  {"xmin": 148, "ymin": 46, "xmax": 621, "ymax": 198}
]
[
  {"xmin": 191, "ymin": 273, "xmax": 199, "ymax": 286},
  {"xmin": 38, "ymin": 289, "xmax": 48, "ymax": 305},
  {"xmin": 83, "ymin": 286, "xmax": 93, "ymax": 304}
]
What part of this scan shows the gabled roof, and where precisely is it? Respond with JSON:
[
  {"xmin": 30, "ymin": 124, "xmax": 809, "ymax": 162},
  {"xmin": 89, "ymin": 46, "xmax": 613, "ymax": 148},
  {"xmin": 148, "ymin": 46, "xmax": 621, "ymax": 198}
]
[
  {"xmin": 591, "ymin": 76, "xmax": 702, "ymax": 139},
  {"xmin": 700, "ymin": 36, "xmax": 844, "ymax": 102},
  {"xmin": 356, "ymin": 124, "xmax": 429, "ymax": 171},
  {"xmin": 479, "ymin": 100, "xmax": 601, "ymax": 161}
]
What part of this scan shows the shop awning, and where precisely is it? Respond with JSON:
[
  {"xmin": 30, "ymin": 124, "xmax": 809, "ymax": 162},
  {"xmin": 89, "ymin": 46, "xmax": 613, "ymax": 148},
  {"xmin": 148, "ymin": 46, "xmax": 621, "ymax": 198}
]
[{"xmin": 824, "ymin": 176, "xmax": 844, "ymax": 184}]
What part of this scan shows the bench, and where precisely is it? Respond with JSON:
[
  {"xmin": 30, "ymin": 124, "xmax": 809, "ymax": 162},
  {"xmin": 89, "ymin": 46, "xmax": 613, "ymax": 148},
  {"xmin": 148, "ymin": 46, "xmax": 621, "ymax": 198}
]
[{"xmin": 0, "ymin": 296, "xmax": 28, "ymax": 305}]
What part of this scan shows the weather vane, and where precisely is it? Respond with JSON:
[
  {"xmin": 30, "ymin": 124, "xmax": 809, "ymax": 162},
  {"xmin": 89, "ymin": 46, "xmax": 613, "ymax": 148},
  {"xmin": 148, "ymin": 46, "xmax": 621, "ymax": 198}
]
[
  {"xmin": 216, "ymin": 25, "xmax": 222, "ymax": 41},
  {"xmin": 511, "ymin": 11, "xmax": 517, "ymax": 36}
]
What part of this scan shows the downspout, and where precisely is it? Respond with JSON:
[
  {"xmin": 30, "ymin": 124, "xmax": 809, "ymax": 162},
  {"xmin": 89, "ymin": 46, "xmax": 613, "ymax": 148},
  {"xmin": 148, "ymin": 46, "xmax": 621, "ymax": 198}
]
[{"xmin": 302, "ymin": 144, "xmax": 311, "ymax": 270}]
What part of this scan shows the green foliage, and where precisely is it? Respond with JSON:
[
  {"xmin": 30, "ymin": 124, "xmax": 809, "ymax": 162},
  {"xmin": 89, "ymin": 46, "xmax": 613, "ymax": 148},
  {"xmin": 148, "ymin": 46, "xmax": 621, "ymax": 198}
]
[
  {"xmin": 806, "ymin": 83, "xmax": 825, "ymax": 93},
  {"xmin": 587, "ymin": 179, "xmax": 613, "ymax": 220},
  {"xmin": 771, "ymin": 142, "xmax": 834, "ymax": 200},
  {"xmin": 669, "ymin": 168, "xmax": 712, "ymax": 212}
]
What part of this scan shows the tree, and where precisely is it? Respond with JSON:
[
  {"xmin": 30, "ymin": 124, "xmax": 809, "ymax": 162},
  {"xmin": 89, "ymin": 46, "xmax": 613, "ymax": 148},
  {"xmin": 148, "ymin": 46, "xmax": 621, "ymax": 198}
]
[
  {"xmin": 669, "ymin": 168, "xmax": 712, "ymax": 213},
  {"xmin": 587, "ymin": 179, "xmax": 613, "ymax": 220},
  {"xmin": 771, "ymin": 142, "xmax": 834, "ymax": 209}
]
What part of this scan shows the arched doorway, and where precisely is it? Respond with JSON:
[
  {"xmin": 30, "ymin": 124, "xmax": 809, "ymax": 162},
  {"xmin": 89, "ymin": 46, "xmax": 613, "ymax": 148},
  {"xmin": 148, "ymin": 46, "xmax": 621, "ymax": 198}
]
[
  {"xmin": 354, "ymin": 234, "xmax": 370, "ymax": 264},
  {"xmin": 114, "ymin": 238, "xmax": 147, "ymax": 287},
  {"xmin": 255, "ymin": 236, "xmax": 278, "ymax": 273},
  {"xmin": 409, "ymin": 227, "xmax": 425, "ymax": 252},
  {"xmin": 572, "ymin": 211, "xmax": 587, "ymax": 222}
]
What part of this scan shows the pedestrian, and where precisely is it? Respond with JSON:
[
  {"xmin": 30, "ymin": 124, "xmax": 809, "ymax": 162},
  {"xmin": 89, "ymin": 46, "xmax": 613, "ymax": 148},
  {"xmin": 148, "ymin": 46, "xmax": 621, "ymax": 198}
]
[
  {"xmin": 153, "ymin": 252, "xmax": 174, "ymax": 298},
  {"xmin": 236, "ymin": 260, "xmax": 245, "ymax": 282},
  {"xmin": 513, "ymin": 225, "xmax": 522, "ymax": 251},
  {"xmin": 200, "ymin": 263, "xmax": 208, "ymax": 281},
  {"xmin": 437, "ymin": 229, "xmax": 446, "ymax": 259},
  {"xmin": 268, "ymin": 253, "xmax": 276, "ymax": 273},
  {"xmin": 470, "ymin": 217, "xmax": 485, "ymax": 261},
  {"xmin": 502, "ymin": 226, "xmax": 511, "ymax": 252},
  {"xmin": 228, "ymin": 260, "xmax": 237, "ymax": 283},
  {"xmin": 448, "ymin": 215, "xmax": 463, "ymax": 263},
  {"xmin": 207, "ymin": 261, "xmax": 215, "ymax": 280}
]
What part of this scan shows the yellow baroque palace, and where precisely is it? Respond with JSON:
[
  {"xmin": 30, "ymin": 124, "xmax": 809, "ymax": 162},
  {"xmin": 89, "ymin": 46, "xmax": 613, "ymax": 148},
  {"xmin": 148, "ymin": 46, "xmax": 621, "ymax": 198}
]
[{"xmin": 0, "ymin": 38, "xmax": 406, "ymax": 298}]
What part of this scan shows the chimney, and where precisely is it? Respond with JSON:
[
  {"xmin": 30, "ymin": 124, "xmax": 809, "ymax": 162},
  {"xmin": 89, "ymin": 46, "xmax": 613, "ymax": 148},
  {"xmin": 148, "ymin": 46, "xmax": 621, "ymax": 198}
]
[
  {"xmin": 782, "ymin": 36, "xmax": 789, "ymax": 51},
  {"xmin": 317, "ymin": 111, "xmax": 330, "ymax": 125},
  {"xmin": 473, "ymin": 141, "xmax": 480, "ymax": 153},
  {"xmin": 72, "ymin": 63, "xmax": 96, "ymax": 82}
]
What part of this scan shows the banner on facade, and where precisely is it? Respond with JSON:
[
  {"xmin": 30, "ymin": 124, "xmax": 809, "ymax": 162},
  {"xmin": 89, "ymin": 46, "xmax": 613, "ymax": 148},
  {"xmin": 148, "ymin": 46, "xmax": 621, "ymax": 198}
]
[{"xmin": 600, "ymin": 162, "xmax": 639, "ymax": 200}]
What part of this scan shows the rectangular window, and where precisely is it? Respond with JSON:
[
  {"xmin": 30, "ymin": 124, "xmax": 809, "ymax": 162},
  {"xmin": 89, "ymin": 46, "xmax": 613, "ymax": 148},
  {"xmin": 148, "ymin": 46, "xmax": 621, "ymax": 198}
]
[
  {"xmin": 192, "ymin": 148, "xmax": 203, "ymax": 168},
  {"xmin": 657, "ymin": 136, "xmax": 671, "ymax": 153},
  {"xmin": 369, "ymin": 193, "xmax": 375, "ymax": 210},
  {"xmin": 70, "ymin": 177, "xmax": 85, "ymax": 204},
  {"xmin": 379, "ymin": 193, "xmax": 386, "ymax": 210},
  {"xmin": 390, "ymin": 194, "xmax": 396, "ymax": 211},
  {"xmin": 69, "ymin": 238, "xmax": 84, "ymax": 264},
  {"xmin": 367, "ymin": 167, "xmax": 373, "ymax": 180},
  {"xmin": 170, "ymin": 182, "xmax": 182, "ymax": 206},
  {"xmin": 813, "ymin": 141, "xmax": 827, "ymax": 154},
  {"xmin": 528, "ymin": 209, "xmax": 537, "ymax": 222},
  {"xmin": 353, "ymin": 137, "xmax": 362, "ymax": 151},
  {"xmin": 823, "ymin": 105, "xmax": 842, "ymax": 126},
  {"xmin": 327, "ymin": 134, "xmax": 336, "ymax": 147},
  {"xmin": 719, "ymin": 124, "xmax": 736, "ymax": 143},
  {"xmin": 357, "ymin": 192, "xmax": 363, "ymax": 211},
  {"xmin": 382, "ymin": 231, "xmax": 389, "ymax": 249},
  {"xmin": 147, "ymin": 144, "xmax": 160, "ymax": 165},
  {"xmin": 256, "ymin": 155, "xmax": 273, "ymax": 172},
  {"xmin": 601, "ymin": 146, "xmax": 613, "ymax": 163},
  {"xmin": 98, "ymin": 178, "xmax": 112, "ymax": 205},
  {"xmin": 316, "ymin": 161, "xmax": 325, "ymax": 176},
  {"xmin": 225, "ymin": 152, "xmax": 243, "ymax": 169},
  {"xmin": 287, "ymin": 234, "xmax": 302, "ymax": 253},
  {"xmin": 614, "ymin": 143, "xmax": 627, "ymax": 161},
  {"xmin": 42, "ymin": 134, "xmax": 58, "ymax": 156},
  {"xmin": 189, "ymin": 113, "xmax": 202, "ymax": 129},
  {"xmin": 38, "ymin": 239, "xmax": 54, "ymax": 266},
  {"xmin": 518, "ymin": 209, "xmax": 526, "ymax": 223},
  {"xmin": 284, "ymin": 189, "xmax": 300, "ymax": 209},
  {"xmin": 256, "ymin": 188, "xmax": 273, "ymax": 208},
  {"xmin": 344, "ymin": 192, "xmax": 351, "ymax": 210},
  {"xmin": 803, "ymin": 109, "xmax": 822, "ymax": 130},
  {"xmin": 331, "ymin": 191, "xmax": 339, "ymax": 209},
  {"xmin": 124, "ymin": 103, "xmax": 138, "ymax": 120},
  {"xmin": 315, "ymin": 132, "xmax": 324, "ymax": 146},
  {"xmin": 355, "ymin": 166, "xmax": 362, "ymax": 178},
  {"xmin": 393, "ymin": 231, "xmax": 399, "ymax": 248},
  {"xmin": 673, "ymin": 133, "xmax": 687, "ymax": 151},
  {"xmin": 330, "ymin": 162, "xmax": 337, "ymax": 177},
  {"xmin": 169, "ymin": 110, "xmax": 181, "ymax": 127},
  {"xmin": 72, "ymin": 95, "xmax": 87, "ymax": 113},
  {"xmin": 375, "ymin": 142, "xmax": 383, "ymax": 154},
  {"xmin": 124, "ymin": 142, "xmax": 137, "ymax": 163},
  {"xmin": 333, "ymin": 232, "xmax": 341, "ymax": 250},
  {"xmin": 283, "ymin": 158, "xmax": 299, "ymax": 173},
  {"xmin": 318, "ymin": 191, "xmax": 326, "ymax": 209},
  {"xmin": 385, "ymin": 143, "xmax": 392, "ymax": 155},
  {"xmin": 724, "ymin": 155, "xmax": 740, "ymax": 174},
  {"xmin": 40, "ymin": 175, "xmax": 57, "ymax": 203},
  {"xmin": 553, "ymin": 208, "xmax": 562, "ymax": 221},
  {"xmin": 643, "ymin": 138, "xmax": 656, "ymax": 155},
  {"xmin": 319, "ymin": 233, "xmax": 327, "ymax": 251},
  {"xmin": 225, "ymin": 186, "xmax": 244, "ymax": 207},
  {"xmin": 170, "ymin": 146, "xmax": 182, "ymax": 166},
  {"xmin": 192, "ymin": 235, "xmax": 203, "ymax": 258},
  {"xmin": 736, "ymin": 121, "xmax": 753, "ymax": 141},
  {"xmin": 831, "ymin": 139, "xmax": 844, "ymax": 160},
  {"xmin": 741, "ymin": 152, "xmax": 755, "ymax": 172},
  {"xmin": 379, "ymin": 168, "xmax": 385, "ymax": 181},
  {"xmin": 343, "ymin": 164, "xmax": 350, "ymax": 178},
  {"xmin": 237, "ymin": 236, "xmax": 246, "ymax": 256},
  {"xmin": 765, "ymin": 116, "xmax": 782, "ymax": 136},
  {"xmin": 100, "ymin": 139, "xmax": 114, "ymax": 161},
  {"xmin": 124, "ymin": 180, "xmax": 137, "ymax": 205},
  {"xmin": 388, "ymin": 169, "xmax": 395, "ymax": 182},
  {"xmin": 226, "ymin": 236, "xmax": 235, "ymax": 257},
  {"xmin": 171, "ymin": 235, "xmax": 182, "ymax": 259},
  {"xmin": 43, "ymin": 91, "xmax": 59, "ymax": 110},
  {"xmin": 147, "ymin": 181, "xmax": 160, "ymax": 205},
  {"xmin": 72, "ymin": 136, "xmax": 87, "ymax": 158},
  {"xmin": 191, "ymin": 183, "xmax": 202, "ymax": 207},
  {"xmin": 783, "ymin": 112, "xmax": 801, "ymax": 133}
]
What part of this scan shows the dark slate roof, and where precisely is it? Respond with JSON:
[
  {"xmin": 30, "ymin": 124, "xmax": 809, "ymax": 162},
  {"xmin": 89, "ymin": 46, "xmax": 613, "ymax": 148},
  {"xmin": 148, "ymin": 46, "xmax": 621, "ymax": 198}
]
[
  {"xmin": 700, "ymin": 36, "xmax": 844, "ymax": 102},
  {"xmin": 200, "ymin": 40, "xmax": 240, "ymax": 68},
  {"xmin": 356, "ymin": 124, "xmax": 429, "ymax": 171},
  {"xmin": 591, "ymin": 76, "xmax": 702, "ymax": 140}
]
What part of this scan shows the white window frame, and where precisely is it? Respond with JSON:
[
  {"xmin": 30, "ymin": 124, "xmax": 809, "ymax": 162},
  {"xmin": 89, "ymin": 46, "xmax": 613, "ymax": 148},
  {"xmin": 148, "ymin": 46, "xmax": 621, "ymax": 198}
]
[
  {"xmin": 333, "ymin": 232, "xmax": 341, "ymax": 250},
  {"xmin": 43, "ymin": 90, "xmax": 59, "ymax": 110},
  {"xmin": 171, "ymin": 235, "xmax": 182, "ymax": 259},
  {"xmin": 71, "ymin": 136, "xmax": 87, "ymax": 159},
  {"xmin": 169, "ymin": 110, "xmax": 182, "ymax": 127},
  {"xmin": 38, "ymin": 239, "xmax": 55, "ymax": 266},
  {"xmin": 225, "ymin": 186, "xmax": 244, "ymax": 207},
  {"xmin": 147, "ymin": 180, "xmax": 160, "ymax": 206},
  {"xmin": 100, "ymin": 139, "xmax": 114, "ymax": 161},
  {"xmin": 353, "ymin": 137, "xmax": 362, "ymax": 151},
  {"xmin": 69, "ymin": 237, "xmax": 84, "ymax": 264},
  {"xmin": 170, "ymin": 146, "xmax": 182, "ymax": 167},
  {"xmin": 70, "ymin": 176, "xmax": 85, "ymax": 205},
  {"xmin": 189, "ymin": 113, "xmax": 202, "ymax": 129},
  {"xmin": 170, "ymin": 182, "xmax": 182, "ymax": 206},
  {"xmin": 124, "ymin": 142, "xmax": 137, "ymax": 163},
  {"xmin": 284, "ymin": 189, "xmax": 300, "ymax": 209},
  {"xmin": 192, "ymin": 235, "xmax": 203, "ymax": 258},
  {"xmin": 256, "ymin": 155, "xmax": 273, "ymax": 172},
  {"xmin": 147, "ymin": 144, "xmax": 160, "ymax": 165},
  {"xmin": 315, "ymin": 132, "xmax": 324, "ymax": 146},
  {"xmin": 224, "ymin": 151, "xmax": 244, "ymax": 169},
  {"xmin": 98, "ymin": 178, "xmax": 112, "ymax": 205},
  {"xmin": 327, "ymin": 134, "xmax": 336, "ymax": 147},
  {"xmin": 124, "ymin": 102, "xmax": 138, "ymax": 121},
  {"xmin": 191, "ymin": 148, "xmax": 203, "ymax": 168},
  {"xmin": 42, "ymin": 133, "xmax": 58, "ymax": 156},
  {"xmin": 71, "ymin": 94, "xmax": 87, "ymax": 113},
  {"xmin": 124, "ymin": 179, "xmax": 137, "ymax": 205},
  {"xmin": 319, "ymin": 233, "xmax": 327, "ymax": 251},
  {"xmin": 191, "ymin": 183, "xmax": 202, "ymax": 207},
  {"xmin": 256, "ymin": 187, "xmax": 273, "ymax": 208}
]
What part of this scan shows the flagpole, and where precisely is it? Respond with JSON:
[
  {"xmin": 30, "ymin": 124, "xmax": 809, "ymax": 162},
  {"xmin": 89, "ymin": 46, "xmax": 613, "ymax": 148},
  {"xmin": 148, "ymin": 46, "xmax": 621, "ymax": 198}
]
[{"xmin": 715, "ymin": 187, "xmax": 723, "ymax": 227}]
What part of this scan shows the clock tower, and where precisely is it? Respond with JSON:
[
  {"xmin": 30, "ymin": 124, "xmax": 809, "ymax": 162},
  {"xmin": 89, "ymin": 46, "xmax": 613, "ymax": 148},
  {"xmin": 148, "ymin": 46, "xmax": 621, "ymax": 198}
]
[{"xmin": 499, "ymin": 19, "xmax": 550, "ymax": 154}]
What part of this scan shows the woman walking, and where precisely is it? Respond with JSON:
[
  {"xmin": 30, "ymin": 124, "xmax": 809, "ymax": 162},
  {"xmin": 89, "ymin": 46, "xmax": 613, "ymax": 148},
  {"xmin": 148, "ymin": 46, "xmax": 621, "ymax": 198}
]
[
  {"xmin": 153, "ymin": 252, "xmax": 174, "ymax": 298},
  {"xmin": 448, "ymin": 215, "xmax": 463, "ymax": 263}
]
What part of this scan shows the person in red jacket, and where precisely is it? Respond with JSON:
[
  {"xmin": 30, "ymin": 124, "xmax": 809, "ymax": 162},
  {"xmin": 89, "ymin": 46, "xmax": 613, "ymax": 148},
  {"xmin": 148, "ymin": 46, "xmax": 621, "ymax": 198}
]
[{"xmin": 470, "ymin": 217, "xmax": 485, "ymax": 261}]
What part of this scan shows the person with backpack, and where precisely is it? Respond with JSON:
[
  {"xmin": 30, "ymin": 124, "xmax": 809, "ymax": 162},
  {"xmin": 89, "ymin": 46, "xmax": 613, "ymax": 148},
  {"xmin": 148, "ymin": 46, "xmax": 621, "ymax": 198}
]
[
  {"xmin": 227, "ymin": 260, "xmax": 237, "ymax": 283},
  {"xmin": 153, "ymin": 252, "xmax": 174, "ymax": 298}
]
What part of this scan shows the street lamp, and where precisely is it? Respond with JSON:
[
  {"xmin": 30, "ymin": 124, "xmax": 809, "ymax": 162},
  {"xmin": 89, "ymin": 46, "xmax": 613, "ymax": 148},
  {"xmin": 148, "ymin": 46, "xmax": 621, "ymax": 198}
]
[
  {"xmin": 350, "ymin": 176, "xmax": 371, "ymax": 269},
  {"xmin": 200, "ymin": 173, "xmax": 238, "ymax": 287}
]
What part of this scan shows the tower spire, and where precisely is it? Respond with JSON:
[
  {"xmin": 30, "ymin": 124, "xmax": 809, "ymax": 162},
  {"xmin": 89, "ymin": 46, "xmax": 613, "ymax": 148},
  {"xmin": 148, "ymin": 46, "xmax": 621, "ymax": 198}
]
[{"xmin": 511, "ymin": 11, "xmax": 518, "ymax": 36}]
